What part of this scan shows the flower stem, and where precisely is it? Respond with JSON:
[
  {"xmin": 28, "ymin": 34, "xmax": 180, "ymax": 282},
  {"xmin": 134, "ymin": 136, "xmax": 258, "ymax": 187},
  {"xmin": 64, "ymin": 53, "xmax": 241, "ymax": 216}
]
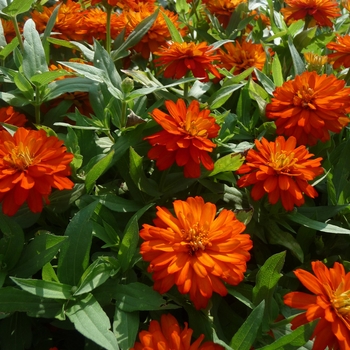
[
  {"xmin": 34, "ymin": 86, "xmax": 41, "ymax": 125},
  {"xmin": 10, "ymin": 16, "xmax": 24, "ymax": 51},
  {"xmin": 105, "ymin": 5, "xmax": 113, "ymax": 54}
]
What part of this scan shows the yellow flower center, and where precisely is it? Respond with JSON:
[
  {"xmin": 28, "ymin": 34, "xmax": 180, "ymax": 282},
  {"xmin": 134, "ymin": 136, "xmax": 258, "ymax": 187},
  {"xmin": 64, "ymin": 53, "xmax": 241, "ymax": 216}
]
[
  {"xmin": 293, "ymin": 86, "xmax": 315, "ymax": 109},
  {"xmin": 268, "ymin": 150, "xmax": 297, "ymax": 173},
  {"xmin": 184, "ymin": 120, "xmax": 208, "ymax": 138},
  {"xmin": 182, "ymin": 222, "xmax": 211, "ymax": 253},
  {"xmin": 331, "ymin": 289, "xmax": 350, "ymax": 323},
  {"xmin": 3, "ymin": 142, "xmax": 33, "ymax": 171}
]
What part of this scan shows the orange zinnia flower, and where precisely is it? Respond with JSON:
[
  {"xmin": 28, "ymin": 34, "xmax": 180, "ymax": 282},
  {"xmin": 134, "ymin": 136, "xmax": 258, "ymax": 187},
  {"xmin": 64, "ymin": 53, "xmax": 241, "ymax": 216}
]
[
  {"xmin": 154, "ymin": 42, "xmax": 221, "ymax": 82},
  {"xmin": 327, "ymin": 35, "xmax": 350, "ymax": 69},
  {"xmin": 281, "ymin": 0, "xmax": 341, "ymax": 27},
  {"xmin": 284, "ymin": 261, "xmax": 350, "ymax": 350},
  {"xmin": 144, "ymin": 99, "xmax": 220, "ymax": 178},
  {"xmin": 265, "ymin": 71, "xmax": 350, "ymax": 146},
  {"xmin": 139, "ymin": 196, "xmax": 253, "ymax": 310},
  {"xmin": 236, "ymin": 136, "xmax": 323, "ymax": 211},
  {"xmin": 218, "ymin": 39, "xmax": 268, "ymax": 76},
  {"xmin": 132, "ymin": 314, "xmax": 224, "ymax": 350},
  {"xmin": 0, "ymin": 106, "xmax": 27, "ymax": 129},
  {"xmin": 0, "ymin": 128, "xmax": 74, "ymax": 216}
]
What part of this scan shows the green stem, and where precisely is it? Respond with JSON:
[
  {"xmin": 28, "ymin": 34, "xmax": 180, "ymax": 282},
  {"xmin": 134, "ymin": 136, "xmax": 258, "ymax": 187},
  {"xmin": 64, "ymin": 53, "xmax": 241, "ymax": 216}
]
[
  {"xmin": 34, "ymin": 86, "xmax": 41, "ymax": 125},
  {"xmin": 121, "ymin": 100, "xmax": 127, "ymax": 129},
  {"xmin": 183, "ymin": 82, "xmax": 189, "ymax": 100},
  {"xmin": 105, "ymin": 5, "xmax": 113, "ymax": 54},
  {"xmin": 10, "ymin": 16, "xmax": 24, "ymax": 51}
]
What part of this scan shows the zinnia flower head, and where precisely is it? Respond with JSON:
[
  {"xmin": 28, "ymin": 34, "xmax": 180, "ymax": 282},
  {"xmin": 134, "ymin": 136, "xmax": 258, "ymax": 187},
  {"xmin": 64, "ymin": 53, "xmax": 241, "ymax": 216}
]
[
  {"xmin": 236, "ymin": 136, "xmax": 324, "ymax": 211},
  {"xmin": 0, "ymin": 106, "xmax": 27, "ymax": 130},
  {"xmin": 132, "ymin": 313, "xmax": 224, "ymax": 350},
  {"xmin": 265, "ymin": 71, "xmax": 350, "ymax": 146},
  {"xmin": 154, "ymin": 41, "xmax": 221, "ymax": 82},
  {"xmin": 144, "ymin": 99, "xmax": 220, "ymax": 178},
  {"xmin": 327, "ymin": 35, "xmax": 350, "ymax": 69},
  {"xmin": 284, "ymin": 261, "xmax": 350, "ymax": 350},
  {"xmin": 281, "ymin": 0, "xmax": 341, "ymax": 27},
  {"xmin": 218, "ymin": 39, "xmax": 268, "ymax": 76},
  {"xmin": 304, "ymin": 52, "xmax": 328, "ymax": 72},
  {"xmin": 0, "ymin": 128, "xmax": 74, "ymax": 216},
  {"xmin": 139, "ymin": 196, "xmax": 253, "ymax": 310}
]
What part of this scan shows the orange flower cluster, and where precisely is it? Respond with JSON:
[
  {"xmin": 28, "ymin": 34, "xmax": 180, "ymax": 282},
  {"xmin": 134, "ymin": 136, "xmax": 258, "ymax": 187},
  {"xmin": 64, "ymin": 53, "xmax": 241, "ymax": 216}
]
[
  {"xmin": 327, "ymin": 35, "xmax": 350, "ymax": 69},
  {"xmin": 132, "ymin": 314, "xmax": 224, "ymax": 350},
  {"xmin": 218, "ymin": 39, "xmax": 268, "ymax": 76},
  {"xmin": 31, "ymin": 0, "xmax": 126, "ymax": 43},
  {"xmin": 139, "ymin": 196, "xmax": 252, "ymax": 310},
  {"xmin": 281, "ymin": 0, "xmax": 341, "ymax": 27},
  {"xmin": 0, "ymin": 128, "xmax": 74, "ymax": 216},
  {"xmin": 154, "ymin": 42, "xmax": 221, "ymax": 81},
  {"xmin": 265, "ymin": 71, "xmax": 350, "ymax": 146},
  {"xmin": 237, "ymin": 136, "xmax": 323, "ymax": 211},
  {"xmin": 284, "ymin": 261, "xmax": 350, "ymax": 350},
  {"xmin": 144, "ymin": 99, "xmax": 220, "ymax": 178},
  {"xmin": 202, "ymin": 0, "xmax": 247, "ymax": 28},
  {"xmin": 0, "ymin": 106, "xmax": 27, "ymax": 130}
]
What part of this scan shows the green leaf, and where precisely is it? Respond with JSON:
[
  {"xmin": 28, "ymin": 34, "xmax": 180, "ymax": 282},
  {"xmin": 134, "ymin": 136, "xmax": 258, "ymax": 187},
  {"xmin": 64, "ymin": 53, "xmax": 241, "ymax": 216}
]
[
  {"xmin": 209, "ymin": 153, "xmax": 244, "ymax": 176},
  {"xmin": 57, "ymin": 201, "xmax": 99, "ymax": 286},
  {"xmin": 161, "ymin": 11, "xmax": 183, "ymax": 43},
  {"xmin": 45, "ymin": 77, "xmax": 92, "ymax": 101},
  {"xmin": 207, "ymin": 84, "xmax": 244, "ymax": 109},
  {"xmin": 42, "ymin": 3, "xmax": 60, "ymax": 44},
  {"xmin": 288, "ymin": 36, "xmax": 305, "ymax": 76},
  {"xmin": 0, "ymin": 37, "xmax": 19, "ymax": 59},
  {"xmin": 118, "ymin": 216, "xmax": 139, "ymax": 272},
  {"xmin": 10, "ymin": 232, "xmax": 68, "ymax": 278},
  {"xmin": 0, "ymin": 213, "xmax": 24, "ymax": 271},
  {"xmin": 113, "ymin": 309, "xmax": 139, "ymax": 350},
  {"xmin": 11, "ymin": 277, "xmax": 73, "ymax": 300},
  {"xmin": 115, "ymin": 282, "xmax": 171, "ymax": 312},
  {"xmin": 287, "ymin": 212, "xmax": 350, "ymax": 234},
  {"xmin": 2, "ymin": 0, "xmax": 34, "ymax": 16},
  {"xmin": 30, "ymin": 70, "xmax": 72, "ymax": 86},
  {"xmin": 66, "ymin": 293, "xmax": 119, "ymax": 350},
  {"xmin": 229, "ymin": 301, "xmax": 265, "ymax": 350},
  {"xmin": 271, "ymin": 53, "xmax": 284, "ymax": 87},
  {"xmin": 22, "ymin": 19, "xmax": 48, "ymax": 80},
  {"xmin": 94, "ymin": 194, "xmax": 143, "ymax": 212},
  {"xmin": 13, "ymin": 71, "xmax": 34, "ymax": 98},
  {"xmin": 254, "ymin": 69, "xmax": 275, "ymax": 95}
]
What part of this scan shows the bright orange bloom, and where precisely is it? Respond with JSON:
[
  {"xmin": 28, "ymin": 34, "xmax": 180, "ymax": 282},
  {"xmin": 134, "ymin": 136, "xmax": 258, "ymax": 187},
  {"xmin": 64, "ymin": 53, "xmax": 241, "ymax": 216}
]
[
  {"xmin": 0, "ymin": 128, "xmax": 74, "ymax": 216},
  {"xmin": 0, "ymin": 106, "xmax": 27, "ymax": 130},
  {"xmin": 144, "ymin": 99, "xmax": 220, "ymax": 178},
  {"xmin": 139, "ymin": 196, "xmax": 253, "ymax": 310},
  {"xmin": 125, "ymin": 4, "xmax": 185, "ymax": 59},
  {"xmin": 218, "ymin": 39, "xmax": 268, "ymax": 76},
  {"xmin": 265, "ymin": 71, "xmax": 350, "ymax": 146},
  {"xmin": 281, "ymin": 0, "xmax": 341, "ymax": 27},
  {"xmin": 132, "ymin": 314, "xmax": 224, "ymax": 350},
  {"xmin": 236, "ymin": 136, "xmax": 323, "ymax": 211},
  {"xmin": 284, "ymin": 261, "xmax": 350, "ymax": 350},
  {"xmin": 203, "ymin": 0, "xmax": 247, "ymax": 28},
  {"xmin": 154, "ymin": 42, "xmax": 221, "ymax": 82},
  {"xmin": 327, "ymin": 35, "xmax": 350, "ymax": 69}
]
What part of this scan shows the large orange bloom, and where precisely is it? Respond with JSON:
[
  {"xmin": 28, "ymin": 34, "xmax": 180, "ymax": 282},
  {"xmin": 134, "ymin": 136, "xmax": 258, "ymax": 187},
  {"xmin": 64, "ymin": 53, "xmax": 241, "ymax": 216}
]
[
  {"xmin": 0, "ymin": 106, "xmax": 27, "ymax": 130},
  {"xmin": 154, "ymin": 42, "xmax": 221, "ymax": 82},
  {"xmin": 236, "ymin": 136, "xmax": 323, "ymax": 211},
  {"xmin": 284, "ymin": 261, "xmax": 350, "ymax": 350},
  {"xmin": 265, "ymin": 71, "xmax": 350, "ymax": 146},
  {"xmin": 281, "ymin": 0, "xmax": 341, "ymax": 27},
  {"xmin": 144, "ymin": 99, "xmax": 220, "ymax": 178},
  {"xmin": 218, "ymin": 39, "xmax": 268, "ymax": 76},
  {"xmin": 139, "ymin": 196, "xmax": 253, "ymax": 310},
  {"xmin": 0, "ymin": 128, "xmax": 74, "ymax": 216},
  {"xmin": 132, "ymin": 314, "xmax": 224, "ymax": 350},
  {"xmin": 327, "ymin": 35, "xmax": 350, "ymax": 69}
]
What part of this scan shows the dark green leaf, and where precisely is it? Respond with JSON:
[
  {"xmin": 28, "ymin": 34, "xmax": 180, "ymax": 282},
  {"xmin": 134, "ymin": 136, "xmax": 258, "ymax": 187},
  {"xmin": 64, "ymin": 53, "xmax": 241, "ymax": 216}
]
[
  {"xmin": 287, "ymin": 36, "xmax": 305, "ymax": 76},
  {"xmin": 94, "ymin": 194, "xmax": 143, "ymax": 212},
  {"xmin": 113, "ymin": 309, "xmax": 139, "ymax": 350},
  {"xmin": 31, "ymin": 70, "xmax": 72, "ymax": 86},
  {"xmin": 207, "ymin": 84, "xmax": 244, "ymax": 109}
]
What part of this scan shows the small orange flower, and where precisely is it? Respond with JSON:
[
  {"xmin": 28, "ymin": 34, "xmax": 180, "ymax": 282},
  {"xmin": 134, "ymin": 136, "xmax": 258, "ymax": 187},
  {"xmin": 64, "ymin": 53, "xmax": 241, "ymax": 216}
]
[
  {"xmin": 154, "ymin": 42, "xmax": 221, "ymax": 81},
  {"xmin": 284, "ymin": 261, "xmax": 350, "ymax": 350},
  {"xmin": 0, "ymin": 106, "xmax": 27, "ymax": 130},
  {"xmin": 132, "ymin": 314, "xmax": 224, "ymax": 350},
  {"xmin": 304, "ymin": 52, "xmax": 328, "ymax": 72},
  {"xmin": 327, "ymin": 35, "xmax": 350, "ymax": 69},
  {"xmin": 203, "ymin": 0, "xmax": 247, "ymax": 28},
  {"xmin": 139, "ymin": 196, "xmax": 252, "ymax": 310},
  {"xmin": 218, "ymin": 39, "xmax": 268, "ymax": 76},
  {"xmin": 236, "ymin": 136, "xmax": 323, "ymax": 211},
  {"xmin": 265, "ymin": 71, "xmax": 350, "ymax": 146},
  {"xmin": 281, "ymin": 0, "xmax": 341, "ymax": 27},
  {"xmin": 0, "ymin": 128, "xmax": 74, "ymax": 216},
  {"xmin": 144, "ymin": 99, "xmax": 220, "ymax": 178}
]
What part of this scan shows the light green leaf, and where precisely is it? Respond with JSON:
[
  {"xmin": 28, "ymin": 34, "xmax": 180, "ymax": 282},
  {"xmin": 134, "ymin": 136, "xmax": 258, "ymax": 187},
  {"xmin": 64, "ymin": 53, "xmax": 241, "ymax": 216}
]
[
  {"xmin": 207, "ymin": 84, "xmax": 244, "ymax": 109},
  {"xmin": 254, "ymin": 69, "xmax": 275, "ymax": 95},
  {"xmin": 271, "ymin": 53, "xmax": 284, "ymax": 87},
  {"xmin": 161, "ymin": 12, "xmax": 183, "ymax": 43},
  {"xmin": 31, "ymin": 70, "xmax": 72, "ymax": 86},
  {"xmin": 2, "ymin": 0, "xmax": 33, "ymax": 16},
  {"xmin": 209, "ymin": 153, "xmax": 244, "ymax": 176},
  {"xmin": 113, "ymin": 309, "xmax": 139, "ymax": 350}
]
